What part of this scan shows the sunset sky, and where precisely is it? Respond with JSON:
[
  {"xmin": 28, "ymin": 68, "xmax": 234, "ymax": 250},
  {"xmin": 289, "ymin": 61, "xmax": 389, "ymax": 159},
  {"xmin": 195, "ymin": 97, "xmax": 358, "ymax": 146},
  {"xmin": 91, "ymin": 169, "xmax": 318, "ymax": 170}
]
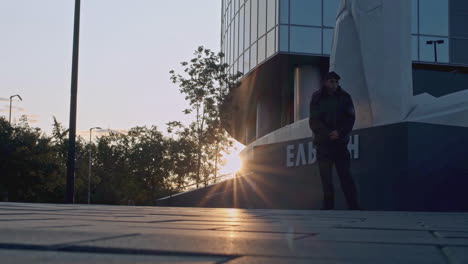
[{"xmin": 0, "ymin": 0, "xmax": 243, "ymax": 174}]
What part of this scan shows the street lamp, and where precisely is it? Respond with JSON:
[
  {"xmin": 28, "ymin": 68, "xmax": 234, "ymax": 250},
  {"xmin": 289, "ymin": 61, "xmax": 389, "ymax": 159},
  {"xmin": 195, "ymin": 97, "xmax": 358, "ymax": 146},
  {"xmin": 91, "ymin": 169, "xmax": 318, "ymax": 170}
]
[
  {"xmin": 426, "ymin": 40, "xmax": 445, "ymax": 63},
  {"xmin": 9, "ymin": 94, "xmax": 22, "ymax": 124},
  {"xmin": 88, "ymin": 126, "xmax": 102, "ymax": 204},
  {"xmin": 66, "ymin": 0, "xmax": 81, "ymax": 203}
]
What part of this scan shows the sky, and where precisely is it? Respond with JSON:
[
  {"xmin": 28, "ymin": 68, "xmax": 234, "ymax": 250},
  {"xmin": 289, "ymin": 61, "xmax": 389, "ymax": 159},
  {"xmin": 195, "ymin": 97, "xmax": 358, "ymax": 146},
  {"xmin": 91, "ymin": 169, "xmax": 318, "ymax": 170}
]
[{"xmin": 0, "ymin": 0, "xmax": 243, "ymax": 174}]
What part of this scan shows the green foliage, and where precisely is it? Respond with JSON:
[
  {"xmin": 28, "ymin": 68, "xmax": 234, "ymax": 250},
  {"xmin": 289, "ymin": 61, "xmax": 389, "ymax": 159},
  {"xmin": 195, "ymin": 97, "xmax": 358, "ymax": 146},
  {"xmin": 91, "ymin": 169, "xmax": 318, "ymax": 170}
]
[
  {"xmin": 0, "ymin": 116, "xmax": 64, "ymax": 202},
  {"xmin": 170, "ymin": 46, "xmax": 242, "ymax": 187},
  {"xmin": 0, "ymin": 117, "xmax": 188, "ymax": 205}
]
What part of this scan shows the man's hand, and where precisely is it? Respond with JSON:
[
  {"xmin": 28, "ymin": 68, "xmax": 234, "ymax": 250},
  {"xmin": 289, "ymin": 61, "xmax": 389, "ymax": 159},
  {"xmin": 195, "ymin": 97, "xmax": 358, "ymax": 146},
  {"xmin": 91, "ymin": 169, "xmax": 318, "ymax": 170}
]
[{"xmin": 329, "ymin": 130, "xmax": 340, "ymax": 140}]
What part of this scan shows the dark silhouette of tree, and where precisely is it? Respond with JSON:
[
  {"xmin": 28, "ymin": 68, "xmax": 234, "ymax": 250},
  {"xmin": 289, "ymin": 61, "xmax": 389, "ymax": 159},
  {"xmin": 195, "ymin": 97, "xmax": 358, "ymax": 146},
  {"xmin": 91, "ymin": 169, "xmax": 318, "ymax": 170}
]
[
  {"xmin": 0, "ymin": 46, "xmax": 241, "ymax": 204},
  {"xmin": 169, "ymin": 46, "xmax": 241, "ymax": 187}
]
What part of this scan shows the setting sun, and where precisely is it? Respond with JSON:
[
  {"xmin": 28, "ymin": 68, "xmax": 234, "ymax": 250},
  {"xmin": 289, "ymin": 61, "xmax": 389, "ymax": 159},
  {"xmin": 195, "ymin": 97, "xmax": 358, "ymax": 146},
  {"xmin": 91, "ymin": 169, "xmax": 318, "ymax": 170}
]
[{"xmin": 220, "ymin": 140, "xmax": 245, "ymax": 175}]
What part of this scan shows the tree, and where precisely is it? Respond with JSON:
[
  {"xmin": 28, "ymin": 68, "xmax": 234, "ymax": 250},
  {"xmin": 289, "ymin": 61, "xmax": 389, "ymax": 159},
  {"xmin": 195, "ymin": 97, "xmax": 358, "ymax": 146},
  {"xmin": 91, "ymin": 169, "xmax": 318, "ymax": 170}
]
[
  {"xmin": 169, "ymin": 46, "xmax": 241, "ymax": 187},
  {"xmin": 0, "ymin": 116, "xmax": 64, "ymax": 202}
]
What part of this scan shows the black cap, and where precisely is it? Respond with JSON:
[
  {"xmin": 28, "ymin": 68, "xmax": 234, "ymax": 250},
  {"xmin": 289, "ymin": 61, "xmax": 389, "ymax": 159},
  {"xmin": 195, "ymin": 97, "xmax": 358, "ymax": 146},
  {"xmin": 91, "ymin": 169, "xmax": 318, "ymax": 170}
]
[{"xmin": 324, "ymin": 71, "xmax": 341, "ymax": 81}]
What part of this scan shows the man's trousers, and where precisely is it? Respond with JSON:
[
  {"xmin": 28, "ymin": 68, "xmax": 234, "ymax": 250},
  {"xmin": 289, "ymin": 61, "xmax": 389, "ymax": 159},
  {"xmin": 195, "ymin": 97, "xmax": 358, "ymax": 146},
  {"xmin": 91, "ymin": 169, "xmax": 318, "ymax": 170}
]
[{"xmin": 317, "ymin": 143, "xmax": 360, "ymax": 209}]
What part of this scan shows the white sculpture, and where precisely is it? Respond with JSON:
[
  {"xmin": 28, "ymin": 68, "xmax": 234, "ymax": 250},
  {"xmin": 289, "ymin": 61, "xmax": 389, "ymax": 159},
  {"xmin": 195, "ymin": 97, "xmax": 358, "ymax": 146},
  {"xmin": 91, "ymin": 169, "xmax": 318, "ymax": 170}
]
[
  {"xmin": 331, "ymin": 0, "xmax": 468, "ymax": 129},
  {"xmin": 330, "ymin": 0, "xmax": 413, "ymax": 129}
]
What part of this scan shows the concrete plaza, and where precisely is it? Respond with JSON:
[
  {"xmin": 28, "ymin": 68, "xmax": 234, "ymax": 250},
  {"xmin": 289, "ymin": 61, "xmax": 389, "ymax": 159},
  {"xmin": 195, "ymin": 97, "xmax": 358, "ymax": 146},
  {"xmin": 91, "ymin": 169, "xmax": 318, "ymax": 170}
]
[{"xmin": 0, "ymin": 202, "xmax": 468, "ymax": 263}]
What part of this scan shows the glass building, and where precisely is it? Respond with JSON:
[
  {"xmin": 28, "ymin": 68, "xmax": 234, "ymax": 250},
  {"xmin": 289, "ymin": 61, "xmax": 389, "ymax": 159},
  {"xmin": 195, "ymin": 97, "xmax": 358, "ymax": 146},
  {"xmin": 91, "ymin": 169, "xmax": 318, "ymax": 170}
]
[{"xmin": 221, "ymin": 0, "xmax": 468, "ymax": 145}]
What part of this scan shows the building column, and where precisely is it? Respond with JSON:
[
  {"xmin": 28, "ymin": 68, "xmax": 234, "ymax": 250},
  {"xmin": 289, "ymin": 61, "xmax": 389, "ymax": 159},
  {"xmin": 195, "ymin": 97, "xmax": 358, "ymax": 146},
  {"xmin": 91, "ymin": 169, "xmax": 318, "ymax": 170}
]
[
  {"xmin": 256, "ymin": 93, "xmax": 281, "ymax": 139},
  {"xmin": 294, "ymin": 65, "xmax": 321, "ymax": 122}
]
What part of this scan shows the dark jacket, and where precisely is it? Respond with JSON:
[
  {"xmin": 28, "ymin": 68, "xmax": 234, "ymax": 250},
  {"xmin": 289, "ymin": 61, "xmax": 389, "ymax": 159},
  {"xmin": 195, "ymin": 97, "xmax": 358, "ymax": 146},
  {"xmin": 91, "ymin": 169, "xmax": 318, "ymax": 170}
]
[{"xmin": 309, "ymin": 86, "xmax": 355, "ymax": 146}]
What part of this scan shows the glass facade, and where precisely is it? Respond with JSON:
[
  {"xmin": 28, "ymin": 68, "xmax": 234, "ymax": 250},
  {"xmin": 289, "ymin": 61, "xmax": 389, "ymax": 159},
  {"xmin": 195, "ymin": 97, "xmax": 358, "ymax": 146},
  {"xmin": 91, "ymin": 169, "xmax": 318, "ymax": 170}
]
[
  {"xmin": 278, "ymin": 0, "xmax": 339, "ymax": 56},
  {"xmin": 412, "ymin": 0, "xmax": 450, "ymax": 63},
  {"xmin": 450, "ymin": 0, "xmax": 468, "ymax": 64},
  {"xmin": 221, "ymin": 0, "xmax": 278, "ymax": 75},
  {"xmin": 222, "ymin": 0, "xmax": 464, "ymax": 76}
]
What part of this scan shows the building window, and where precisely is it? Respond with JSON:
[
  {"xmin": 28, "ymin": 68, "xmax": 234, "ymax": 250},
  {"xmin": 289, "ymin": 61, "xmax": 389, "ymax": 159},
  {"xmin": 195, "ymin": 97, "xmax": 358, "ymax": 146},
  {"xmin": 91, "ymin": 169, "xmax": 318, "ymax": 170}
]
[
  {"xmin": 250, "ymin": 42, "xmax": 258, "ymax": 69},
  {"xmin": 419, "ymin": 0, "xmax": 448, "ymax": 36},
  {"xmin": 451, "ymin": 38, "xmax": 468, "ymax": 65},
  {"xmin": 419, "ymin": 36, "xmax": 449, "ymax": 63},
  {"xmin": 323, "ymin": 28, "xmax": 333, "ymax": 55},
  {"xmin": 290, "ymin": 0, "xmax": 321, "ymax": 26},
  {"xmin": 239, "ymin": 6, "xmax": 245, "ymax": 53},
  {"xmin": 258, "ymin": 35, "xmax": 266, "ymax": 63},
  {"xmin": 267, "ymin": 0, "xmax": 276, "ymax": 31},
  {"xmin": 267, "ymin": 28, "xmax": 276, "ymax": 58},
  {"xmin": 245, "ymin": 0, "xmax": 251, "ymax": 50},
  {"xmin": 238, "ymin": 53, "xmax": 244, "ymax": 73},
  {"xmin": 279, "ymin": 25, "xmax": 289, "ymax": 52},
  {"xmin": 323, "ymin": 0, "xmax": 340, "ymax": 27},
  {"xmin": 227, "ymin": 27, "xmax": 232, "ymax": 66},
  {"xmin": 258, "ymin": 0, "xmax": 267, "ymax": 37},
  {"xmin": 251, "ymin": 0, "xmax": 258, "ymax": 44},
  {"xmin": 411, "ymin": 0, "xmax": 418, "ymax": 34},
  {"xmin": 290, "ymin": 26, "xmax": 321, "ymax": 54},
  {"xmin": 243, "ymin": 47, "xmax": 250, "ymax": 72},
  {"xmin": 234, "ymin": 14, "xmax": 238, "ymax": 61},
  {"xmin": 412, "ymin": 35, "xmax": 419, "ymax": 61},
  {"xmin": 279, "ymin": 0, "xmax": 289, "ymax": 24}
]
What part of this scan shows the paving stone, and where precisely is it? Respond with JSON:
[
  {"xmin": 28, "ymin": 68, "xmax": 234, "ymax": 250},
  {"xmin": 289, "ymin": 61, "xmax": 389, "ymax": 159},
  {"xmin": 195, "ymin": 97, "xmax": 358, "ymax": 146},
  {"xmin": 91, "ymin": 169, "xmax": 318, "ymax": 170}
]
[
  {"xmin": 0, "ymin": 249, "xmax": 227, "ymax": 264},
  {"xmin": 76, "ymin": 232, "xmax": 447, "ymax": 262},
  {"xmin": 225, "ymin": 256, "xmax": 422, "ymax": 264},
  {"xmin": 0, "ymin": 202, "xmax": 467, "ymax": 263},
  {"xmin": 435, "ymin": 231, "xmax": 468, "ymax": 239},
  {"xmin": 443, "ymin": 246, "xmax": 468, "ymax": 264},
  {"xmin": 0, "ymin": 227, "xmax": 139, "ymax": 246}
]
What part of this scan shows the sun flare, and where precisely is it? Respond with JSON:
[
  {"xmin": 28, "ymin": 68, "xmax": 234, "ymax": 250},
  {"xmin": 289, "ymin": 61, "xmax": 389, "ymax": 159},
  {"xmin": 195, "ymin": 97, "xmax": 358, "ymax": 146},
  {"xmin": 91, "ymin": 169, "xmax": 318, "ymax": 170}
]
[{"xmin": 220, "ymin": 140, "xmax": 245, "ymax": 175}]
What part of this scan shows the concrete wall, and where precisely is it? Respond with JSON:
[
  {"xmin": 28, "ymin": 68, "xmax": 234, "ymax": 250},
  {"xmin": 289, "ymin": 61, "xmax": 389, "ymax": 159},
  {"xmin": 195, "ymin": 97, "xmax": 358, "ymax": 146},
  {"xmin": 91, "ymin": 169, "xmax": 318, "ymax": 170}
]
[{"xmin": 158, "ymin": 122, "xmax": 468, "ymax": 212}]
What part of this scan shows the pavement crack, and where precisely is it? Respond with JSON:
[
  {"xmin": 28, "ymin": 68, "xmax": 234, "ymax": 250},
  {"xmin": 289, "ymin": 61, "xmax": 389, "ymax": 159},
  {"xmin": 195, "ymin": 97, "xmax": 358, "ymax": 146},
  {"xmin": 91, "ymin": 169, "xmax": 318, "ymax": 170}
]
[
  {"xmin": 0, "ymin": 242, "xmax": 240, "ymax": 260},
  {"xmin": 50, "ymin": 233, "xmax": 141, "ymax": 249},
  {"xmin": 293, "ymin": 234, "xmax": 316, "ymax": 241},
  {"xmin": 35, "ymin": 224, "xmax": 91, "ymax": 229},
  {"xmin": 438, "ymin": 246, "xmax": 455, "ymax": 264}
]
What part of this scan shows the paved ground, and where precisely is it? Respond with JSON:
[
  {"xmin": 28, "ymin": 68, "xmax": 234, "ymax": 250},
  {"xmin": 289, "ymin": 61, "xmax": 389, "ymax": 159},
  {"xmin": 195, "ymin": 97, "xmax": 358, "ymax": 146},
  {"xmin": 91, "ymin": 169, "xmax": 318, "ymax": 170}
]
[{"xmin": 1, "ymin": 203, "xmax": 468, "ymax": 263}]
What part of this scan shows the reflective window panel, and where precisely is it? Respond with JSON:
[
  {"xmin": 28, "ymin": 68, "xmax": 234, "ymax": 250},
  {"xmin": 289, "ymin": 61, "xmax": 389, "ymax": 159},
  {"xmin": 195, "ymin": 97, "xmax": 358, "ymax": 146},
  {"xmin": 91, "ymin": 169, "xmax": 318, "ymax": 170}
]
[
  {"xmin": 290, "ymin": 26, "xmax": 321, "ymax": 54},
  {"xmin": 279, "ymin": 0, "xmax": 289, "ymax": 24},
  {"xmin": 279, "ymin": 25, "xmax": 289, "ymax": 52},
  {"xmin": 290, "ymin": 0, "xmax": 321, "ymax": 26},
  {"xmin": 258, "ymin": 0, "xmax": 267, "ymax": 37},
  {"xmin": 251, "ymin": 0, "xmax": 258, "ymax": 44},
  {"xmin": 419, "ymin": 0, "xmax": 448, "ymax": 36},
  {"xmin": 258, "ymin": 35, "xmax": 266, "ymax": 63},
  {"xmin": 451, "ymin": 38, "xmax": 468, "ymax": 64},
  {"xmin": 411, "ymin": 0, "xmax": 418, "ymax": 34},
  {"xmin": 239, "ymin": 6, "xmax": 245, "ymax": 53},
  {"xmin": 419, "ymin": 36, "xmax": 449, "ymax": 63},
  {"xmin": 250, "ymin": 42, "xmax": 258, "ymax": 68},
  {"xmin": 245, "ymin": 0, "xmax": 251, "ymax": 49},
  {"xmin": 267, "ymin": 28, "xmax": 276, "ymax": 58},
  {"xmin": 323, "ymin": 0, "xmax": 340, "ymax": 27},
  {"xmin": 323, "ymin": 28, "xmax": 333, "ymax": 55},
  {"xmin": 412, "ymin": 35, "xmax": 419, "ymax": 61},
  {"xmin": 267, "ymin": 0, "xmax": 276, "ymax": 31}
]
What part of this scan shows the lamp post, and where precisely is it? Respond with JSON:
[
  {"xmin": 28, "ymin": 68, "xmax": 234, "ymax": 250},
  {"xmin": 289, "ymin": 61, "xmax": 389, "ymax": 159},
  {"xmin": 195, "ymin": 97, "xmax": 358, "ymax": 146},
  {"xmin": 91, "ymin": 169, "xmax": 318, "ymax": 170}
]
[
  {"xmin": 66, "ymin": 0, "xmax": 81, "ymax": 203},
  {"xmin": 426, "ymin": 40, "xmax": 445, "ymax": 63},
  {"xmin": 9, "ymin": 94, "xmax": 22, "ymax": 124},
  {"xmin": 88, "ymin": 126, "xmax": 101, "ymax": 204}
]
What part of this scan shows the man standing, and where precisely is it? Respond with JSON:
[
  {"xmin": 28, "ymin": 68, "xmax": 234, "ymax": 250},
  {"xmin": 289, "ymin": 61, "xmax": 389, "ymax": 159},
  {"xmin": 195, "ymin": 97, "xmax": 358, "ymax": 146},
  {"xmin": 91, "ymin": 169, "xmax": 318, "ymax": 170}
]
[{"xmin": 309, "ymin": 72, "xmax": 360, "ymax": 210}]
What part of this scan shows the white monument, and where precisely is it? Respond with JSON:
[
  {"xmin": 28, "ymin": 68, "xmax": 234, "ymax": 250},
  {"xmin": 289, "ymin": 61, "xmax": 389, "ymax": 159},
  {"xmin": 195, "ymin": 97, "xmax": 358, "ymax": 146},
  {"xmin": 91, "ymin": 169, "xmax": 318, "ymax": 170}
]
[
  {"xmin": 330, "ymin": 0, "xmax": 413, "ymax": 129},
  {"xmin": 331, "ymin": 0, "xmax": 468, "ymax": 129}
]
